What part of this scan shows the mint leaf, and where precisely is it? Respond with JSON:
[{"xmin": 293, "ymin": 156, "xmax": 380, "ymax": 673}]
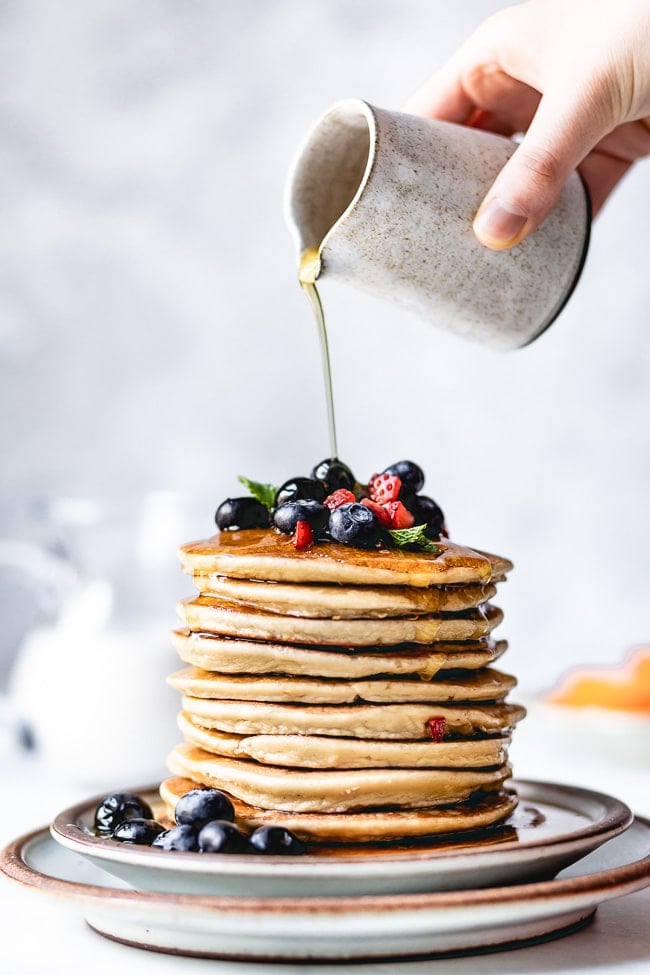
[
  {"xmin": 388, "ymin": 524, "xmax": 440, "ymax": 553},
  {"xmin": 238, "ymin": 475, "xmax": 278, "ymax": 511}
]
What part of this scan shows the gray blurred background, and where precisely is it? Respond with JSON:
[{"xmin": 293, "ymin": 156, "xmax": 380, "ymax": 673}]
[{"xmin": 1, "ymin": 0, "xmax": 649, "ymax": 703}]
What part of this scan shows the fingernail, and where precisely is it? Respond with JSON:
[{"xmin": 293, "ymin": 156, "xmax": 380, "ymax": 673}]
[{"xmin": 473, "ymin": 198, "xmax": 528, "ymax": 249}]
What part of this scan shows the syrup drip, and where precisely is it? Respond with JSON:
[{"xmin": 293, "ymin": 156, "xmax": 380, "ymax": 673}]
[{"xmin": 299, "ymin": 247, "xmax": 338, "ymax": 460}]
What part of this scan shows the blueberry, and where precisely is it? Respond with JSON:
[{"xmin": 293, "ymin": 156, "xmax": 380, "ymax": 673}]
[
  {"xmin": 329, "ymin": 503, "xmax": 382, "ymax": 548},
  {"xmin": 151, "ymin": 824, "xmax": 199, "ymax": 851},
  {"xmin": 94, "ymin": 792, "xmax": 154, "ymax": 835},
  {"xmin": 311, "ymin": 458, "xmax": 356, "ymax": 493},
  {"xmin": 273, "ymin": 500, "xmax": 329, "ymax": 535},
  {"xmin": 197, "ymin": 820, "xmax": 249, "ymax": 853},
  {"xmin": 111, "ymin": 818, "xmax": 165, "ymax": 845},
  {"xmin": 383, "ymin": 460, "xmax": 425, "ymax": 495},
  {"xmin": 248, "ymin": 826, "xmax": 307, "ymax": 856},
  {"xmin": 175, "ymin": 788, "xmax": 235, "ymax": 827},
  {"xmin": 215, "ymin": 497, "xmax": 269, "ymax": 531},
  {"xmin": 404, "ymin": 494, "xmax": 445, "ymax": 539},
  {"xmin": 274, "ymin": 477, "xmax": 326, "ymax": 507}
]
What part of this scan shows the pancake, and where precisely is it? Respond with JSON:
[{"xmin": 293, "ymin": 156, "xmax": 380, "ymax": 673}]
[
  {"xmin": 171, "ymin": 630, "xmax": 508, "ymax": 679},
  {"xmin": 160, "ymin": 775, "xmax": 519, "ymax": 842},
  {"xmin": 177, "ymin": 596, "xmax": 503, "ymax": 646},
  {"xmin": 177, "ymin": 712, "xmax": 511, "ymax": 770},
  {"xmin": 179, "ymin": 530, "xmax": 513, "ymax": 588},
  {"xmin": 166, "ymin": 743, "xmax": 511, "ymax": 812},
  {"xmin": 168, "ymin": 666, "xmax": 517, "ymax": 704},
  {"xmin": 181, "ymin": 696, "xmax": 526, "ymax": 739},
  {"xmin": 194, "ymin": 575, "xmax": 498, "ymax": 618}
]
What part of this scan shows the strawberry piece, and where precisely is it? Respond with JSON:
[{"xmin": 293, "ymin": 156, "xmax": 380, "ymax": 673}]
[
  {"xmin": 294, "ymin": 520, "xmax": 314, "ymax": 550},
  {"xmin": 427, "ymin": 717, "xmax": 446, "ymax": 742},
  {"xmin": 323, "ymin": 488, "xmax": 356, "ymax": 510},
  {"xmin": 382, "ymin": 501, "xmax": 415, "ymax": 529},
  {"xmin": 360, "ymin": 497, "xmax": 392, "ymax": 526},
  {"xmin": 368, "ymin": 472, "xmax": 402, "ymax": 504}
]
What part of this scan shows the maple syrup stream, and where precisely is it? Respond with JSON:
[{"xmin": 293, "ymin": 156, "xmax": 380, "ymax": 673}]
[{"xmin": 299, "ymin": 247, "xmax": 338, "ymax": 460}]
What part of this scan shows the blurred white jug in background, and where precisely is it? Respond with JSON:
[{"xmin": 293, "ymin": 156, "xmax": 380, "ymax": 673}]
[{"xmin": 2, "ymin": 492, "xmax": 189, "ymax": 789}]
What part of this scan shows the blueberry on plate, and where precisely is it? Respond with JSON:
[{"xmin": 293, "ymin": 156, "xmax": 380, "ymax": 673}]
[
  {"xmin": 248, "ymin": 825, "xmax": 307, "ymax": 856},
  {"xmin": 403, "ymin": 494, "xmax": 445, "ymax": 539},
  {"xmin": 383, "ymin": 460, "xmax": 425, "ymax": 496},
  {"xmin": 94, "ymin": 792, "xmax": 154, "ymax": 835},
  {"xmin": 329, "ymin": 502, "xmax": 383, "ymax": 548},
  {"xmin": 197, "ymin": 820, "xmax": 249, "ymax": 853},
  {"xmin": 215, "ymin": 497, "xmax": 269, "ymax": 531},
  {"xmin": 274, "ymin": 477, "xmax": 326, "ymax": 507},
  {"xmin": 311, "ymin": 458, "xmax": 356, "ymax": 493},
  {"xmin": 273, "ymin": 500, "xmax": 329, "ymax": 535},
  {"xmin": 111, "ymin": 818, "xmax": 165, "ymax": 845},
  {"xmin": 151, "ymin": 824, "xmax": 199, "ymax": 852},
  {"xmin": 175, "ymin": 788, "xmax": 235, "ymax": 828}
]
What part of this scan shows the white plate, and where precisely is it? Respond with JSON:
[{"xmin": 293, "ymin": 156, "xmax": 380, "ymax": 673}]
[
  {"xmin": 49, "ymin": 779, "xmax": 632, "ymax": 897},
  {"xmin": 3, "ymin": 817, "xmax": 650, "ymax": 961}
]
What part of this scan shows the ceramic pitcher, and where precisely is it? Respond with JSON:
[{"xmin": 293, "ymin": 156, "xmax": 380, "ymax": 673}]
[{"xmin": 284, "ymin": 98, "xmax": 590, "ymax": 350}]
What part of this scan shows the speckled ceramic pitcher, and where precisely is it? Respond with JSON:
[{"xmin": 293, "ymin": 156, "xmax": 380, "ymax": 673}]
[{"xmin": 284, "ymin": 98, "xmax": 590, "ymax": 350}]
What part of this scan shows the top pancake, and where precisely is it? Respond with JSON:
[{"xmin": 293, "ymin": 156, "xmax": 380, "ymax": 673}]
[{"xmin": 179, "ymin": 530, "xmax": 513, "ymax": 588}]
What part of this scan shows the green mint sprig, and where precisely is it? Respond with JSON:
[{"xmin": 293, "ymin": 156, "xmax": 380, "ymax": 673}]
[
  {"xmin": 238, "ymin": 475, "xmax": 278, "ymax": 511},
  {"xmin": 388, "ymin": 524, "xmax": 440, "ymax": 553}
]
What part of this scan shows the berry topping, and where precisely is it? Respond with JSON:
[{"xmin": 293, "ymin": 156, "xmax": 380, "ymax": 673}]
[
  {"xmin": 323, "ymin": 488, "xmax": 356, "ymax": 510},
  {"xmin": 294, "ymin": 519, "xmax": 314, "ymax": 550},
  {"xmin": 368, "ymin": 472, "xmax": 402, "ymax": 504},
  {"xmin": 248, "ymin": 825, "xmax": 308, "ymax": 856},
  {"xmin": 215, "ymin": 497, "xmax": 269, "ymax": 531},
  {"xmin": 311, "ymin": 458, "xmax": 356, "ymax": 493},
  {"xmin": 197, "ymin": 820, "xmax": 249, "ymax": 853},
  {"xmin": 94, "ymin": 793, "xmax": 154, "ymax": 835},
  {"xmin": 275, "ymin": 477, "xmax": 326, "ymax": 507},
  {"xmin": 111, "ymin": 818, "xmax": 165, "ymax": 844},
  {"xmin": 273, "ymin": 500, "xmax": 329, "ymax": 535},
  {"xmin": 175, "ymin": 788, "xmax": 235, "ymax": 827},
  {"xmin": 217, "ymin": 458, "xmax": 445, "ymax": 551},
  {"xmin": 151, "ymin": 824, "xmax": 199, "ymax": 852},
  {"xmin": 360, "ymin": 497, "xmax": 391, "ymax": 526},
  {"xmin": 382, "ymin": 500, "xmax": 415, "ymax": 530},
  {"xmin": 383, "ymin": 460, "xmax": 425, "ymax": 495},
  {"xmin": 404, "ymin": 494, "xmax": 446, "ymax": 540},
  {"xmin": 329, "ymin": 503, "xmax": 383, "ymax": 549},
  {"xmin": 427, "ymin": 717, "xmax": 446, "ymax": 742}
]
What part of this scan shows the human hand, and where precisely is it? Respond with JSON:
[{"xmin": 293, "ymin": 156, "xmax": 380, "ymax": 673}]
[{"xmin": 405, "ymin": 0, "xmax": 650, "ymax": 250}]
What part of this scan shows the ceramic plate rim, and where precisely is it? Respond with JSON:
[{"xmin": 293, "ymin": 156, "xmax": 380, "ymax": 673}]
[
  {"xmin": 48, "ymin": 778, "xmax": 632, "ymax": 879},
  {"xmin": 2, "ymin": 817, "xmax": 650, "ymax": 914}
]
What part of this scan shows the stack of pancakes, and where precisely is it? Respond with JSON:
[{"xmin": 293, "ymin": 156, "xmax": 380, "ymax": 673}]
[{"xmin": 161, "ymin": 529, "xmax": 525, "ymax": 843}]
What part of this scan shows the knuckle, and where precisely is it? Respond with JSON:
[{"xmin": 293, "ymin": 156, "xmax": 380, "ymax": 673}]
[{"xmin": 516, "ymin": 144, "xmax": 563, "ymax": 184}]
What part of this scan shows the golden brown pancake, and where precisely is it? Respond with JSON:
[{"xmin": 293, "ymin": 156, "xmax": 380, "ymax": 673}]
[
  {"xmin": 179, "ymin": 530, "xmax": 513, "ymax": 588},
  {"xmin": 193, "ymin": 575, "xmax": 497, "ymax": 618},
  {"xmin": 177, "ymin": 711, "xmax": 511, "ymax": 770},
  {"xmin": 177, "ymin": 596, "xmax": 503, "ymax": 646},
  {"xmin": 160, "ymin": 775, "xmax": 519, "ymax": 842},
  {"xmin": 171, "ymin": 630, "xmax": 508, "ymax": 679},
  {"xmin": 181, "ymin": 695, "xmax": 526, "ymax": 739},
  {"xmin": 167, "ymin": 666, "xmax": 517, "ymax": 705},
  {"xmin": 166, "ymin": 742, "xmax": 511, "ymax": 812}
]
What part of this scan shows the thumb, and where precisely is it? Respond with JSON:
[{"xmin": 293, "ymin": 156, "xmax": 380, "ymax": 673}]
[{"xmin": 473, "ymin": 88, "xmax": 604, "ymax": 250}]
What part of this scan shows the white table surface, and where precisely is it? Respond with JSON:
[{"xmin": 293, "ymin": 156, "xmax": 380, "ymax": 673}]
[{"xmin": 1, "ymin": 706, "xmax": 649, "ymax": 975}]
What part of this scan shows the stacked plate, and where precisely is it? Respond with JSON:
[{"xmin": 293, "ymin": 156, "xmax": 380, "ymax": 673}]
[{"xmin": 164, "ymin": 528, "xmax": 525, "ymax": 842}]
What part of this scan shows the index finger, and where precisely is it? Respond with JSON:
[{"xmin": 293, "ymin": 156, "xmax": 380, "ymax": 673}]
[{"xmin": 403, "ymin": 62, "xmax": 476, "ymax": 123}]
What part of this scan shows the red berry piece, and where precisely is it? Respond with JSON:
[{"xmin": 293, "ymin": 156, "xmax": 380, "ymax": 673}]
[
  {"xmin": 294, "ymin": 519, "xmax": 314, "ymax": 550},
  {"xmin": 368, "ymin": 472, "xmax": 402, "ymax": 504},
  {"xmin": 427, "ymin": 717, "xmax": 446, "ymax": 742},
  {"xmin": 323, "ymin": 488, "xmax": 356, "ymax": 510},
  {"xmin": 360, "ymin": 498, "xmax": 391, "ymax": 526},
  {"xmin": 382, "ymin": 501, "xmax": 415, "ymax": 530}
]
